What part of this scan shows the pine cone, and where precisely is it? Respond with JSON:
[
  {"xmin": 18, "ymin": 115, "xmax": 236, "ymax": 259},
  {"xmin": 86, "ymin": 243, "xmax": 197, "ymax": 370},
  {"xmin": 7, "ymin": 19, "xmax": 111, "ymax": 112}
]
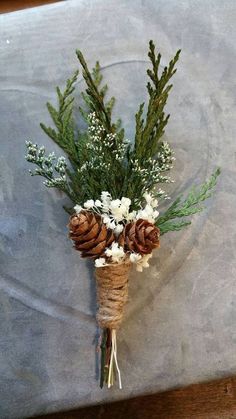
[
  {"xmin": 68, "ymin": 211, "xmax": 115, "ymax": 258},
  {"xmin": 119, "ymin": 219, "xmax": 160, "ymax": 255}
]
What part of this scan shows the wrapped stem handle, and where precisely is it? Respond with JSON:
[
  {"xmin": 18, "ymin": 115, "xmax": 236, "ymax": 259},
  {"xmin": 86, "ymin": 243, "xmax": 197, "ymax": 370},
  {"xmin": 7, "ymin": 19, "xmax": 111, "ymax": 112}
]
[{"xmin": 95, "ymin": 261, "xmax": 131, "ymax": 330}]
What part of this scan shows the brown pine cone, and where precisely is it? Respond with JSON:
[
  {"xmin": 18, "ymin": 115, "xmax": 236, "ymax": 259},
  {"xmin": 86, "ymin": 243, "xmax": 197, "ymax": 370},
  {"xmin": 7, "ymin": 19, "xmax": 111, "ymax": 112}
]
[
  {"xmin": 68, "ymin": 211, "xmax": 114, "ymax": 258},
  {"xmin": 119, "ymin": 219, "xmax": 160, "ymax": 255}
]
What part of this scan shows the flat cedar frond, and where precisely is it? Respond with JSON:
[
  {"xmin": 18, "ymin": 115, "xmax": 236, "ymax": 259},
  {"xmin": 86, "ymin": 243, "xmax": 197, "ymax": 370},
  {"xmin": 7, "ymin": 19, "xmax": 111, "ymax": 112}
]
[
  {"xmin": 157, "ymin": 168, "xmax": 221, "ymax": 234},
  {"xmin": 158, "ymin": 220, "xmax": 191, "ymax": 235},
  {"xmin": 40, "ymin": 70, "xmax": 79, "ymax": 165},
  {"xmin": 134, "ymin": 40, "xmax": 181, "ymax": 161},
  {"xmin": 76, "ymin": 49, "xmax": 113, "ymax": 132},
  {"xmin": 80, "ymin": 60, "xmax": 115, "ymax": 121}
]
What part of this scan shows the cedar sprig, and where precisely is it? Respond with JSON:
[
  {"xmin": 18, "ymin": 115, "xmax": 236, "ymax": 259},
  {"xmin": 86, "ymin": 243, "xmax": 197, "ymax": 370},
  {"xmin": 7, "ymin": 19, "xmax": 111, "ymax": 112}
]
[
  {"xmin": 79, "ymin": 61, "xmax": 115, "ymax": 123},
  {"xmin": 76, "ymin": 50, "xmax": 113, "ymax": 133},
  {"xmin": 35, "ymin": 59, "xmax": 125, "ymax": 207},
  {"xmin": 157, "ymin": 168, "xmax": 221, "ymax": 234},
  {"xmin": 77, "ymin": 53, "xmax": 125, "ymax": 143},
  {"xmin": 121, "ymin": 41, "xmax": 180, "ymax": 202},
  {"xmin": 40, "ymin": 70, "xmax": 79, "ymax": 166},
  {"xmin": 25, "ymin": 141, "xmax": 76, "ymax": 201},
  {"xmin": 133, "ymin": 40, "xmax": 181, "ymax": 161}
]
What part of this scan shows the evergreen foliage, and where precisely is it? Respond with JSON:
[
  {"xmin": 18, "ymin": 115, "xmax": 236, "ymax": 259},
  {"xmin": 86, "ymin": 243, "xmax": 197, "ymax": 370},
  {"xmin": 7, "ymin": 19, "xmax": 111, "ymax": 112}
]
[
  {"xmin": 157, "ymin": 168, "xmax": 221, "ymax": 234},
  {"xmin": 25, "ymin": 41, "xmax": 220, "ymax": 233}
]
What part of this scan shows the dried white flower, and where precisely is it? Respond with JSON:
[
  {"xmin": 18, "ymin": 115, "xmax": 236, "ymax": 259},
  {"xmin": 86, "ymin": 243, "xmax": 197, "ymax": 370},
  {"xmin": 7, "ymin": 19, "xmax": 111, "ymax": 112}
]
[
  {"xmin": 114, "ymin": 224, "xmax": 124, "ymax": 235},
  {"xmin": 143, "ymin": 192, "xmax": 153, "ymax": 204},
  {"xmin": 126, "ymin": 211, "xmax": 136, "ymax": 221},
  {"xmin": 95, "ymin": 257, "xmax": 106, "ymax": 268},
  {"xmin": 121, "ymin": 197, "xmax": 131, "ymax": 208},
  {"xmin": 103, "ymin": 215, "xmax": 111, "ymax": 224},
  {"xmin": 136, "ymin": 253, "xmax": 153, "ymax": 272},
  {"xmin": 130, "ymin": 253, "xmax": 142, "ymax": 263},
  {"xmin": 107, "ymin": 220, "xmax": 116, "ymax": 230},
  {"xmin": 101, "ymin": 191, "xmax": 111, "ymax": 202},
  {"xmin": 105, "ymin": 242, "xmax": 125, "ymax": 263},
  {"xmin": 74, "ymin": 204, "xmax": 82, "ymax": 214},
  {"xmin": 84, "ymin": 199, "xmax": 95, "ymax": 209},
  {"xmin": 110, "ymin": 199, "xmax": 121, "ymax": 209},
  {"xmin": 95, "ymin": 199, "xmax": 102, "ymax": 207}
]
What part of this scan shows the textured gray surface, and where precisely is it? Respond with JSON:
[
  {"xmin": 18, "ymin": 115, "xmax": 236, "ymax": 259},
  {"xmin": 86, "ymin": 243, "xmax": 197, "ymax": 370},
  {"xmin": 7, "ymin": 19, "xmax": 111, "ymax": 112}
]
[{"xmin": 0, "ymin": 0, "xmax": 236, "ymax": 418}]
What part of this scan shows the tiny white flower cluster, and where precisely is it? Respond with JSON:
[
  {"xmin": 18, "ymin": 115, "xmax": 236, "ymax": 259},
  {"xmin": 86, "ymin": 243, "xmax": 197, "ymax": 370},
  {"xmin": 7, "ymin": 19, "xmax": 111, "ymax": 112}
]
[
  {"xmin": 79, "ymin": 159, "xmax": 110, "ymax": 173},
  {"xmin": 135, "ymin": 253, "xmax": 153, "ymax": 272},
  {"xmin": 87, "ymin": 112, "xmax": 105, "ymax": 136},
  {"xmin": 157, "ymin": 141, "xmax": 175, "ymax": 171},
  {"xmin": 95, "ymin": 243, "xmax": 125, "ymax": 267},
  {"xmin": 129, "ymin": 252, "xmax": 153, "ymax": 271},
  {"xmin": 105, "ymin": 242, "xmax": 125, "ymax": 262},
  {"xmin": 75, "ymin": 192, "xmax": 132, "ymax": 235},
  {"xmin": 135, "ymin": 192, "xmax": 159, "ymax": 223},
  {"xmin": 25, "ymin": 141, "xmax": 68, "ymax": 188},
  {"xmin": 80, "ymin": 112, "xmax": 129, "ymax": 171},
  {"xmin": 130, "ymin": 141, "xmax": 175, "ymax": 200},
  {"xmin": 131, "ymin": 158, "xmax": 170, "ymax": 191},
  {"xmin": 95, "ymin": 247, "xmax": 152, "ymax": 272},
  {"xmin": 55, "ymin": 156, "xmax": 67, "ymax": 176},
  {"xmin": 74, "ymin": 191, "xmax": 160, "ymax": 234}
]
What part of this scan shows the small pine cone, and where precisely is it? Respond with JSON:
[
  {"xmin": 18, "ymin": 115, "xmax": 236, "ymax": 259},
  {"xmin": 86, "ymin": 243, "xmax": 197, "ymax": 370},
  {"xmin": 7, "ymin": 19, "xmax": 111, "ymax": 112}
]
[
  {"xmin": 119, "ymin": 219, "xmax": 160, "ymax": 255},
  {"xmin": 68, "ymin": 211, "xmax": 114, "ymax": 258}
]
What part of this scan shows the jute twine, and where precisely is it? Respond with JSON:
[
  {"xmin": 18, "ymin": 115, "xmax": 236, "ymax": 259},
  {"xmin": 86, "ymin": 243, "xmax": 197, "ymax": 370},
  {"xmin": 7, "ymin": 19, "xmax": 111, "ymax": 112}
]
[{"xmin": 95, "ymin": 260, "xmax": 131, "ymax": 330}]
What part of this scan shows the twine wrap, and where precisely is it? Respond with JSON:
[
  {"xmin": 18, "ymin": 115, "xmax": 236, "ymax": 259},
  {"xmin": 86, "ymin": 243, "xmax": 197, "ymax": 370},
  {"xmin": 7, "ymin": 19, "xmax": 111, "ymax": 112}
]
[{"xmin": 95, "ymin": 261, "xmax": 131, "ymax": 330}]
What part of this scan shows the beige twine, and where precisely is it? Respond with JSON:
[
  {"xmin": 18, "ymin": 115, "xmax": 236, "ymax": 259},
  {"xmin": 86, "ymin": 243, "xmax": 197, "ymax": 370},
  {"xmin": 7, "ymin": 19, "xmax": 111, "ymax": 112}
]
[{"xmin": 95, "ymin": 260, "xmax": 131, "ymax": 330}]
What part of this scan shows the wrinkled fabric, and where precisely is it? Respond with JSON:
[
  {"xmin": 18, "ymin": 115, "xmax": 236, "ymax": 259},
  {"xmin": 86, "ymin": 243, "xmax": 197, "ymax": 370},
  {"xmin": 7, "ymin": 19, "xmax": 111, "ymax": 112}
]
[{"xmin": 0, "ymin": 0, "xmax": 235, "ymax": 417}]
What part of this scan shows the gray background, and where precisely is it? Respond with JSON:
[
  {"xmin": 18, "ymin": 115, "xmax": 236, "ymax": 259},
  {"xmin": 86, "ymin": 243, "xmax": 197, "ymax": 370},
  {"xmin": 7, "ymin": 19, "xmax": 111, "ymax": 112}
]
[{"xmin": 0, "ymin": 0, "xmax": 236, "ymax": 418}]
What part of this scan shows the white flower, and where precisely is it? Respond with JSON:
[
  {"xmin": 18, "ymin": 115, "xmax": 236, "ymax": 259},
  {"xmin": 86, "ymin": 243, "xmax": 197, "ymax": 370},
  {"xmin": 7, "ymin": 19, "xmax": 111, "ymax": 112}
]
[
  {"xmin": 143, "ymin": 192, "xmax": 158, "ymax": 208},
  {"xmin": 114, "ymin": 224, "xmax": 124, "ymax": 235},
  {"xmin": 127, "ymin": 211, "xmax": 136, "ymax": 221},
  {"xmin": 111, "ymin": 207, "xmax": 124, "ymax": 222},
  {"xmin": 110, "ymin": 199, "xmax": 121, "ymax": 209},
  {"xmin": 107, "ymin": 220, "xmax": 116, "ymax": 230},
  {"xmin": 136, "ymin": 209, "xmax": 149, "ymax": 220},
  {"xmin": 130, "ymin": 253, "xmax": 142, "ymax": 263},
  {"xmin": 153, "ymin": 210, "xmax": 159, "ymax": 220},
  {"xmin": 121, "ymin": 197, "xmax": 131, "ymax": 208},
  {"xmin": 143, "ymin": 192, "xmax": 152, "ymax": 204},
  {"xmin": 95, "ymin": 257, "xmax": 106, "ymax": 268},
  {"xmin": 152, "ymin": 199, "xmax": 158, "ymax": 207},
  {"xmin": 74, "ymin": 204, "xmax": 82, "ymax": 214},
  {"xmin": 105, "ymin": 242, "xmax": 125, "ymax": 263},
  {"xmin": 102, "ymin": 215, "xmax": 116, "ymax": 230},
  {"xmin": 101, "ymin": 191, "xmax": 111, "ymax": 211},
  {"xmin": 144, "ymin": 204, "xmax": 154, "ymax": 215},
  {"xmin": 102, "ymin": 215, "xmax": 110, "ymax": 224},
  {"xmin": 101, "ymin": 191, "xmax": 111, "ymax": 202},
  {"xmin": 84, "ymin": 199, "xmax": 95, "ymax": 209},
  {"xmin": 95, "ymin": 199, "xmax": 102, "ymax": 207},
  {"xmin": 119, "ymin": 203, "xmax": 128, "ymax": 214},
  {"xmin": 136, "ymin": 205, "xmax": 158, "ymax": 223},
  {"xmin": 136, "ymin": 253, "xmax": 153, "ymax": 272}
]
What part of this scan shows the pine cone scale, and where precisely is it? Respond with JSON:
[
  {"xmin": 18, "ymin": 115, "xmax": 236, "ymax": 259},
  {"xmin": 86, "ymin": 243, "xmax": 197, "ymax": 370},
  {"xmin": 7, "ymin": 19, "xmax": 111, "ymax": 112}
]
[
  {"xmin": 84, "ymin": 240, "xmax": 107, "ymax": 257},
  {"xmin": 82, "ymin": 222, "xmax": 100, "ymax": 241},
  {"xmin": 75, "ymin": 238, "xmax": 97, "ymax": 250},
  {"xmin": 71, "ymin": 220, "xmax": 89, "ymax": 235},
  {"xmin": 137, "ymin": 228, "xmax": 145, "ymax": 244}
]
